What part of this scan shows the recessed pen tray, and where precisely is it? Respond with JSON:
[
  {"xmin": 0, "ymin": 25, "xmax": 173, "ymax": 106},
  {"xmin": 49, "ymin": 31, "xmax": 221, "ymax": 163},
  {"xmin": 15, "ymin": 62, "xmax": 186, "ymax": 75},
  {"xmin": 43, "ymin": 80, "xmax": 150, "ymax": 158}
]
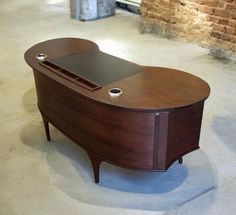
[{"xmin": 40, "ymin": 60, "xmax": 101, "ymax": 91}]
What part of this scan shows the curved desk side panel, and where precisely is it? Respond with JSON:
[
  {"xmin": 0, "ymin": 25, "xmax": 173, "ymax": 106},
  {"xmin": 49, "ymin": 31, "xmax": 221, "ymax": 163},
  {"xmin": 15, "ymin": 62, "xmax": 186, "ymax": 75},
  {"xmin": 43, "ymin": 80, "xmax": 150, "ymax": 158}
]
[
  {"xmin": 167, "ymin": 102, "xmax": 204, "ymax": 166},
  {"xmin": 33, "ymin": 70, "xmax": 155, "ymax": 170},
  {"xmin": 154, "ymin": 102, "xmax": 205, "ymax": 170}
]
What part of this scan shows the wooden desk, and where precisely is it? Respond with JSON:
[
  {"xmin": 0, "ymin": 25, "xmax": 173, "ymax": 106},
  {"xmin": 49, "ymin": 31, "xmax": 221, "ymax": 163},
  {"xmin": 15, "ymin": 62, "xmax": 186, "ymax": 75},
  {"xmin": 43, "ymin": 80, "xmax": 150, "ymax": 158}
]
[{"xmin": 24, "ymin": 38, "xmax": 210, "ymax": 183}]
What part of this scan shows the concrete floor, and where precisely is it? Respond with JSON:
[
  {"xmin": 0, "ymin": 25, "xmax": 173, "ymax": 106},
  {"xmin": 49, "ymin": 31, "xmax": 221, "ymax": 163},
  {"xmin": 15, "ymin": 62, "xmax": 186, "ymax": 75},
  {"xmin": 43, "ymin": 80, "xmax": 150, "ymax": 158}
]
[{"xmin": 1, "ymin": 0, "xmax": 236, "ymax": 214}]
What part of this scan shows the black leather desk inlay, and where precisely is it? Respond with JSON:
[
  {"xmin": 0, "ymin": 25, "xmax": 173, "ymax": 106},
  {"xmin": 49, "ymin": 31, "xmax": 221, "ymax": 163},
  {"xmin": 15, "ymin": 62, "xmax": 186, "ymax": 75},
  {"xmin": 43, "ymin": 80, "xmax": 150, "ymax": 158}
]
[{"xmin": 44, "ymin": 50, "xmax": 143, "ymax": 86}]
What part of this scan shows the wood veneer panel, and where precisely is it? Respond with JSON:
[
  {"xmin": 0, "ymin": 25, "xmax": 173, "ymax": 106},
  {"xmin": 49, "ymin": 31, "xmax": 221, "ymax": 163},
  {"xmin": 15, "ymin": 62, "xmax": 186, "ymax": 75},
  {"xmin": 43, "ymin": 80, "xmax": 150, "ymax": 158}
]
[{"xmin": 34, "ymin": 70, "xmax": 155, "ymax": 169}]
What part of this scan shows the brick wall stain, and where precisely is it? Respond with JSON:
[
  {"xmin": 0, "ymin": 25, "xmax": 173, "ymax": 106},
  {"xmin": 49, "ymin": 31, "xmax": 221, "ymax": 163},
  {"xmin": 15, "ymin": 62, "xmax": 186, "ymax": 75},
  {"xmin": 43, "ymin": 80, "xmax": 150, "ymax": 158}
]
[{"xmin": 140, "ymin": 0, "xmax": 236, "ymax": 58}]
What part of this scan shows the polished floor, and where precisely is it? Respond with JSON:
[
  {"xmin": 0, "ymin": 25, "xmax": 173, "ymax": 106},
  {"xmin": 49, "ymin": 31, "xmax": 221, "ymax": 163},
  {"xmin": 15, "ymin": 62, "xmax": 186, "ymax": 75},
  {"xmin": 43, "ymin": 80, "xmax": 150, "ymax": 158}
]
[{"xmin": 1, "ymin": 0, "xmax": 236, "ymax": 214}]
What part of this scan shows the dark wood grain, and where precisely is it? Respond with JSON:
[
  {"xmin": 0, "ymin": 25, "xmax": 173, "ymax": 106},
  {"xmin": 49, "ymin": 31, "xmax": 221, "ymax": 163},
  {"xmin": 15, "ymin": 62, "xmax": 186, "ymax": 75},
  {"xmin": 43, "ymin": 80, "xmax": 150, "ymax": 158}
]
[{"xmin": 25, "ymin": 38, "xmax": 210, "ymax": 183}]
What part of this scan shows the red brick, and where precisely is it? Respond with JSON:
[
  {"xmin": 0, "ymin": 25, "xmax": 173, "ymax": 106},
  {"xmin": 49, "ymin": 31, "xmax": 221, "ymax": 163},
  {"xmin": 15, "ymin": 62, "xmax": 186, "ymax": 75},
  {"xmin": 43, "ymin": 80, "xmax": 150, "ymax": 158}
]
[
  {"xmin": 213, "ymin": 8, "xmax": 228, "ymax": 17},
  {"xmin": 225, "ymin": 3, "xmax": 236, "ymax": 10},
  {"xmin": 228, "ymin": 19, "xmax": 236, "ymax": 27},
  {"xmin": 194, "ymin": 0, "xmax": 225, "ymax": 7},
  {"xmin": 141, "ymin": 0, "xmax": 236, "ymax": 56},
  {"xmin": 199, "ymin": 5, "xmax": 215, "ymax": 14}
]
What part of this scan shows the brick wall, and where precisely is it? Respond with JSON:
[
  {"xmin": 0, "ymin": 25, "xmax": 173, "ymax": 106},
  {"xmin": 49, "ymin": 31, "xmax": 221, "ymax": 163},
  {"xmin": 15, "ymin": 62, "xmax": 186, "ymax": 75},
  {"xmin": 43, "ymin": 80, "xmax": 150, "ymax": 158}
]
[{"xmin": 140, "ymin": 0, "xmax": 236, "ymax": 58}]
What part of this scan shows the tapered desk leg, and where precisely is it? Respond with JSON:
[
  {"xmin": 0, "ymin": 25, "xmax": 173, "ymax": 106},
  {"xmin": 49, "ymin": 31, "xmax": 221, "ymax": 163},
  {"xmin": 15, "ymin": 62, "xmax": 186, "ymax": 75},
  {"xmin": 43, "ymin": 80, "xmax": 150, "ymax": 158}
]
[
  {"xmin": 42, "ymin": 115, "xmax": 51, "ymax": 141},
  {"xmin": 88, "ymin": 153, "xmax": 102, "ymax": 183},
  {"xmin": 178, "ymin": 157, "xmax": 183, "ymax": 164}
]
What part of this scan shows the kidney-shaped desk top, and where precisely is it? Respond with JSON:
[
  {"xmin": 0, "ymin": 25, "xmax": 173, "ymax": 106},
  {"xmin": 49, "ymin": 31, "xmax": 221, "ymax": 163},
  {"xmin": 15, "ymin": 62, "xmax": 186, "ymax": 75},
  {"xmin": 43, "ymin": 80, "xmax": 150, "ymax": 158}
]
[{"xmin": 25, "ymin": 38, "xmax": 210, "ymax": 183}]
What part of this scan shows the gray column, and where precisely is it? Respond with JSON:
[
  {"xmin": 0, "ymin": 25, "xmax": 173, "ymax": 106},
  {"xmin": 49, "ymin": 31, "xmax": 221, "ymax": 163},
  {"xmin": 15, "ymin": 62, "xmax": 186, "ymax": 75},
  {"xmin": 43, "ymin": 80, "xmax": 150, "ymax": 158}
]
[
  {"xmin": 70, "ymin": 0, "xmax": 115, "ymax": 21},
  {"xmin": 80, "ymin": 0, "xmax": 98, "ymax": 21},
  {"xmin": 70, "ymin": 0, "xmax": 80, "ymax": 19}
]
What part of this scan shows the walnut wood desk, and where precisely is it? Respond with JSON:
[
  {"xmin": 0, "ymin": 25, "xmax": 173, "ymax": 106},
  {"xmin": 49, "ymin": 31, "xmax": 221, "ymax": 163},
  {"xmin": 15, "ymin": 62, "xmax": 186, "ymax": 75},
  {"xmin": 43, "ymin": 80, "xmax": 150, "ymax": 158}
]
[{"xmin": 24, "ymin": 38, "xmax": 210, "ymax": 183}]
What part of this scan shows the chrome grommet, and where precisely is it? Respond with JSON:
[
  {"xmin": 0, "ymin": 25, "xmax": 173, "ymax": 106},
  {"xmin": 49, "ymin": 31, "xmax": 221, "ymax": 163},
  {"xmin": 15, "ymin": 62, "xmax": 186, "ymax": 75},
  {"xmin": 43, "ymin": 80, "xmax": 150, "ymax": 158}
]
[
  {"xmin": 108, "ymin": 88, "xmax": 123, "ymax": 97},
  {"xmin": 36, "ymin": 53, "xmax": 47, "ymax": 62}
]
